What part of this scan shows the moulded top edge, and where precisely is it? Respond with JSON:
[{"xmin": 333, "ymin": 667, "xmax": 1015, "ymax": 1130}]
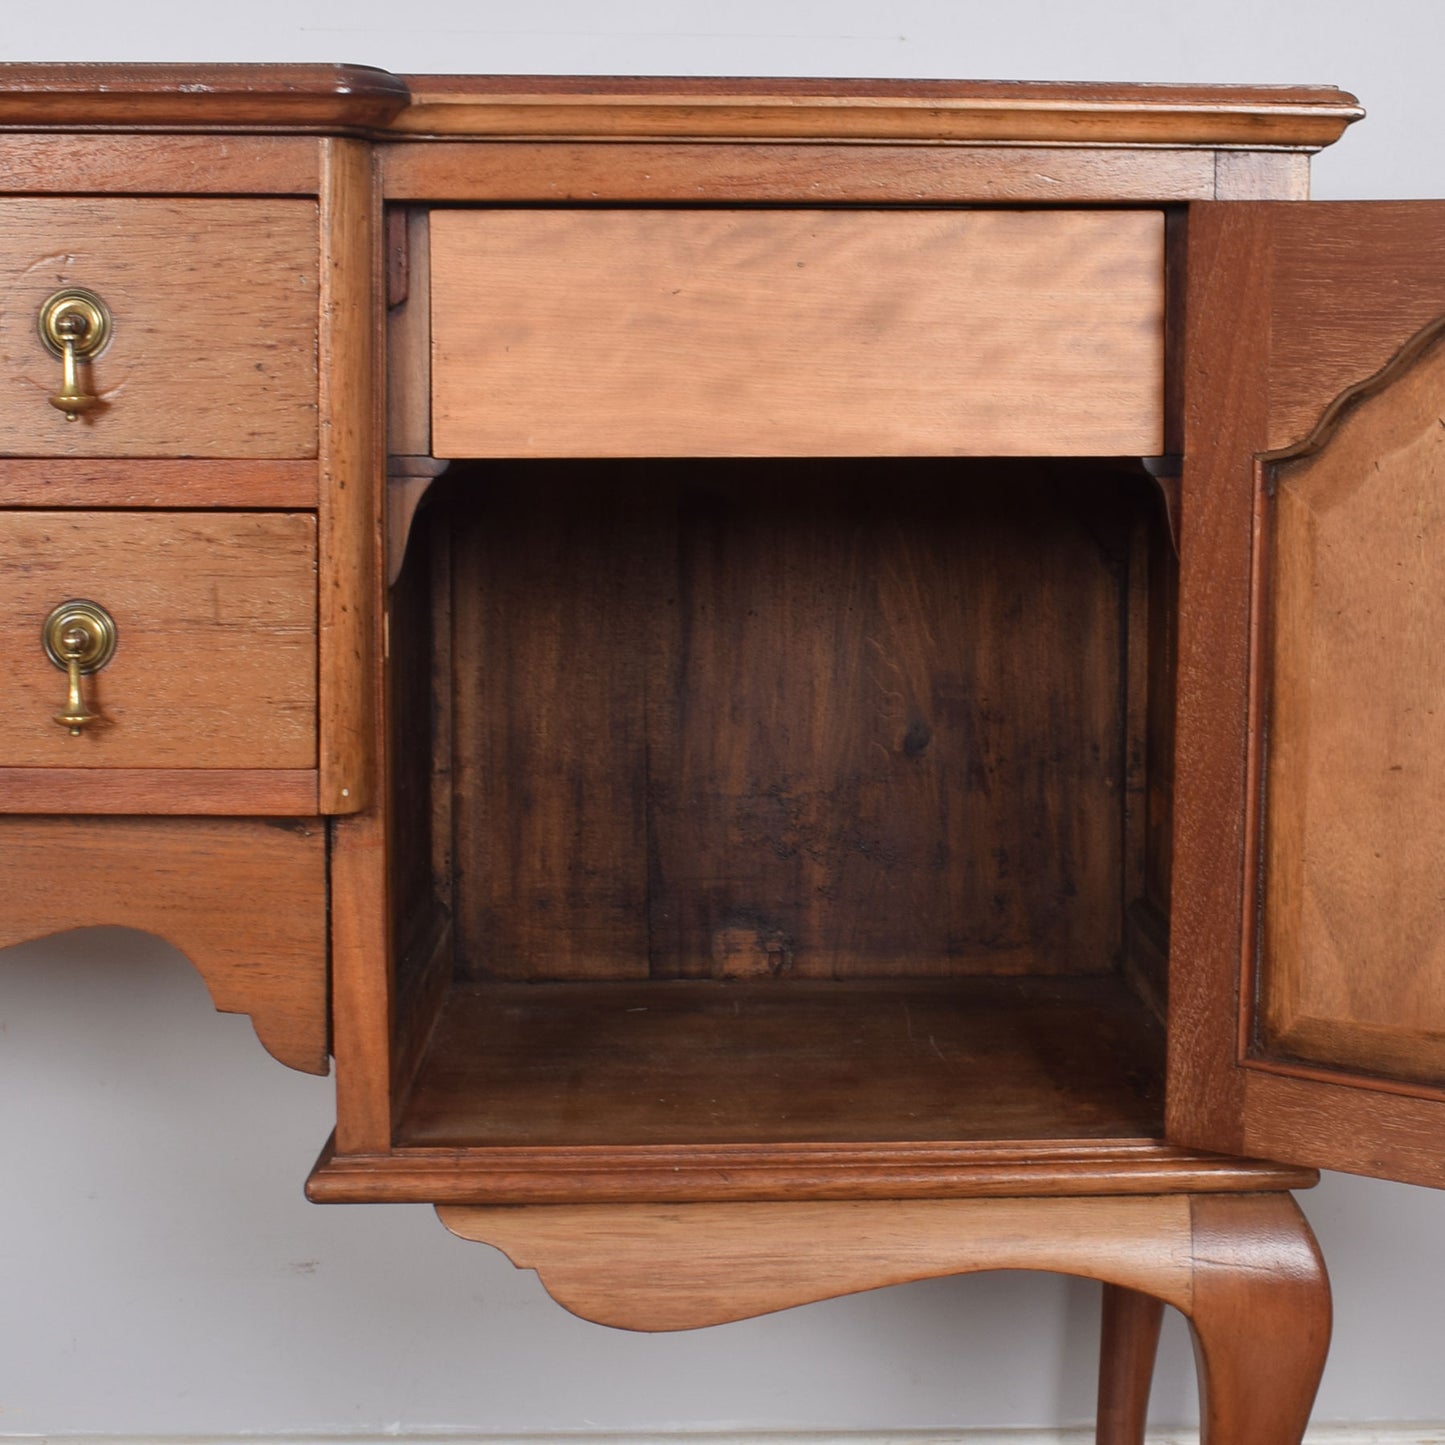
[
  {"xmin": 0, "ymin": 67, "xmax": 1362, "ymax": 150},
  {"xmin": 0, "ymin": 62, "xmax": 411, "ymax": 130},
  {"xmin": 390, "ymin": 76, "xmax": 1364, "ymax": 150}
]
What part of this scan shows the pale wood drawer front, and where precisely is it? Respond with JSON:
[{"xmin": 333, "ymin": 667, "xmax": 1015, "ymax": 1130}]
[
  {"xmin": 0, "ymin": 199, "xmax": 318, "ymax": 458},
  {"xmin": 0, "ymin": 512, "xmax": 316, "ymax": 770},
  {"xmin": 430, "ymin": 209, "xmax": 1165, "ymax": 459}
]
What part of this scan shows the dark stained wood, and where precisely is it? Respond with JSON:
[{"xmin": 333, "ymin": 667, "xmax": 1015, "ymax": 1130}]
[
  {"xmin": 0, "ymin": 134, "xmax": 320, "ymax": 195},
  {"xmin": 1166, "ymin": 204, "xmax": 1275, "ymax": 1158},
  {"xmin": 383, "ymin": 140, "xmax": 1219, "ymax": 205},
  {"xmin": 388, "ymin": 500, "xmax": 456, "ymax": 1109},
  {"xmin": 448, "ymin": 465, "xmax": 657, "ymax": 982},
  {"xmin": 445, "ymin": 461, "xmax": 1149, "ymax": 987},
  {"xmin": 0, "ymin": 815, "xmax": 328, "ymax": 1073},
  {"xmin": 395, "ymin": 976, "xmax": 1164, "ymax": 1149},
  {"xmin": 309, "ymin": 1135, "xmax": 1312, "ymax": 1206},
  {"xmin": 0, "ymin": 63, "xmax": 409, "ymax": 130},
  {"xmin": 0, "ymin": 458, "xmax": 318, "ymax": 509},
  {"xmin": 1096, "ymin": 1285, "xmax": 1164, "ymax": 1445}
]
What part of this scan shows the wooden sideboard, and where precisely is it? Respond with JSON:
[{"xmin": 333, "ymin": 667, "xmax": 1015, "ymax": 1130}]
[{"xmin": 5, "ymin": 65, "xmax": 1445, "ymax": 1441}]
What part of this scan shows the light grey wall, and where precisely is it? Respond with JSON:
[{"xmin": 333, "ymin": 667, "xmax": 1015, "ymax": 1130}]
[{"xmin": 3, "ymin": 2, "xmax": 1444, "ymax": 1436}]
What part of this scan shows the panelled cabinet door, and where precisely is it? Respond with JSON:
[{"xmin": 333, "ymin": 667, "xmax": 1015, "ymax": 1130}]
[{"xmin": 1168, "ymin": 201, "xmax": 1445, "ymax": 1188}]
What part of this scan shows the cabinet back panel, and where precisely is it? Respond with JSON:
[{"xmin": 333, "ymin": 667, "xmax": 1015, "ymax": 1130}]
[{"xmin": 447, "ymin": 460, "xmax": 1139, "ymax": 983}]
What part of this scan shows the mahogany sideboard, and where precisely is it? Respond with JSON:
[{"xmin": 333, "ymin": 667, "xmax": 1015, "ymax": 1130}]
[{"xmin": 4, "ymin": 65, "xmax": 1444, "ymax": 1441}]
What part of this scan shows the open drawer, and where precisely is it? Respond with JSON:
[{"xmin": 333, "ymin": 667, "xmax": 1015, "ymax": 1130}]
[{"xmin": 428, "ymin": 208, "xmax": 1166, "ymax": 459}]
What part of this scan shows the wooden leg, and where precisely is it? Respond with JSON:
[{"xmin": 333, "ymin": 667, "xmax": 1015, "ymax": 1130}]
[
  {"xmin": 438, "ymin": 1190, "xmax": 1331, "ymax": 1445},
  {"xmin": 1186, "ymin": 1194, "xmax": 1332, "ymax": 1445},
  {"xmin": 1096, "ymin": 1283, "xmax": 1164, "ymax": 1445}
]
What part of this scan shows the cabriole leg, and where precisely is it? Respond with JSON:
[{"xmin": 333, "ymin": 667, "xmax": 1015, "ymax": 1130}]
[
  {"xmin": 1185, "ymin": 1193, "xmax": 1331, "ymax": 1445},
  {"xmin": 1096, "ymin": 1282, "xmax": 1164, "ymax": 1445}
]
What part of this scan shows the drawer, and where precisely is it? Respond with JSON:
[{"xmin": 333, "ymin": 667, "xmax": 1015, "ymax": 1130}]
[
  {"xmin": 429, "ymin": 209, "xmax": 1165, "ymax": 459},
  {"xmin": 0, "ymin": 512, "xmax": 316, "ymax": 771},
  {"xmin": 0, "ymin": 199, "xmax": 318, "ymax": 458}
]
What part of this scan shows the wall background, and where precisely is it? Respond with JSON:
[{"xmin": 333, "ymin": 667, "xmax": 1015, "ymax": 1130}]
[{"xmin": 3, "ymin": 1, "xmax": 1444, "ymax": 1437}]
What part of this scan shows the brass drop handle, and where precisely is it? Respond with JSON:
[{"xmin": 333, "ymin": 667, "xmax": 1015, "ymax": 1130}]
[
  {"xmin": 37, "ymin": 288, "xmax": 112, "ymax": 421},
  {"xmin": 42, "ymin": 601, "xmax": 118, "ymax": 735}
]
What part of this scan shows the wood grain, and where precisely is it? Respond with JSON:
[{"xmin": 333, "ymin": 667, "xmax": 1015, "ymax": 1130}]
[
  {"xmin": 387, "ymin": 498, "xmax": 455, "ymax": 1109},
  {"xmin": 383, "ymin": 141, "xmax": 1219, "ymax": 205},
  {"xmin": 0, "ymin": 134, "xmax": 320, "ymax": 195},
  {"xmin": 1165, "ymin": 204, "xmax": 1275, "ymax": 1159},
  {"xmin": 324, "ymin": 138, "xmax": 396, "ymax": 1140},
  {"xmin": 430, "ymin": 209, "xmax": 1164, "ymax": 458},
  {"xmin": 0, "ymin": 199, "xmax": 318, "ymax": 458},
  {"xmin": 392, "ymin": 76, "xmax": 1362, "ymax": 148},
  {"xmin": 1261, "ymin": 332, "xmax": 1445, "ymax": 1086},
  {"xmin": 394, "ymin": 977, "xmax": 1164, "ymax": 1149},
  {"xmin": 0, "ymin": 511, "xmax": 316, "ymax": 770},
  {"xmin": 1240, "ymin": 1067, "xmax": 1445, "ymax": 1189},
  {"xmin": 1265, "ymin": 203, "xmax": 1445, "ymax": 450},
  {"xmin": 0, "ymin": 62, "xmax": 409, "ymax": 129},
  {"xmin": 1097, "ymin": 1285, "xmax": 1164, "ymax": 1445},
  {"xmin": 385, "ymin": 209, "xmax": 431, "ymax": 459},
  {"xmin": 436, "ymin": 1190, "xmax": 1330, "ymax": 1440},
  {"xmin": 0, "ymin": 815, "xmax": 328, "ymax": 1074},
  {"xmin": 1186, "ymin": 1193, "xmax": 1330, "ymax": 1445},
  {"xmin": 1169, "ymin": 201, "xmax": 1445, "ymax": 1186},
  {"xmin": 0, "ymin": 458, "xmax": 318, "ymax": 508},
  {"xmin": 310, "ymin": 1135, "xmax": 1313, "ymax": 1206},
  {"xmin": 438, "ymin": 1194, "xmax": 1197, "ymax": 1330},
  {"xmin": 446, "ymin": 461, "xmax": 1142, "ymax": 985},
  {"xmin": 0, "ymin": 767, "xmax": 316, "ymax": 814},
  {"xmin": 317, "ymin": 137, "xmax": 381, "ymax": 814},
  {"xmin": 330, "ymin": 807, "xmax": 394, "ymax": 1153}
]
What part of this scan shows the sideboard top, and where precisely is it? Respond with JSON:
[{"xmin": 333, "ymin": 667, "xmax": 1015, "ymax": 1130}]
[
  {"xmin": 0, "ymin": 65, "xmax": 1363, "ymax": 150},
  {"xmin": 0, "ymin": 63, "xmax": 411, "ymax": 131}
]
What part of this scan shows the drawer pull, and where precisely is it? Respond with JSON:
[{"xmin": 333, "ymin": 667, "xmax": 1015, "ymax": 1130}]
[
  {"xmin": 42, "ymin": 600, "xmax": 117, "ymax": 735},
  {"xmin": 37, "ymin": 288, "xmax": 112, "ymax": 421}
]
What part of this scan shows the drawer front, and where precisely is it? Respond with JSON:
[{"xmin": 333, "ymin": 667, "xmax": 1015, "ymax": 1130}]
[
  {"xmin": 0, "ymin": 512, "xmax": 316, "ymax": 769},
  {"xmin": 430, "ymin": 209, "xmax": 1165, "ymax": 459},
  {"xmin": 0, "ymin": 199, "xmax": 318, "ymax": 458}
]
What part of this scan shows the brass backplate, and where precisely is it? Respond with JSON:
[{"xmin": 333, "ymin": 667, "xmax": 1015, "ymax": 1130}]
[
  {"xmin": 42, "ymin": 599, "xmax": 118, "ymax": 674},
  {"xmin": 37, "ymin": 287, "xmax": 112, "ymax": 360}
]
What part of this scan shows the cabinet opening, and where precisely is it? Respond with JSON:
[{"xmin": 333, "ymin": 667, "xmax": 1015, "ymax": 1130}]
[{"xmin": 387, "ymin": 457, "xmax": 1175, "ymax": 1153}]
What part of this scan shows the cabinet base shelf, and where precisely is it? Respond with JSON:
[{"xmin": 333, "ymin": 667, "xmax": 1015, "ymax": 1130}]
[
  {"xmin": 308, "ymin": 1136, "xmax": 1315, "ymax": 1206},
  {"xmin": 397, "ymin": 976, "xmax": 1166, "ymax": 1149}
]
